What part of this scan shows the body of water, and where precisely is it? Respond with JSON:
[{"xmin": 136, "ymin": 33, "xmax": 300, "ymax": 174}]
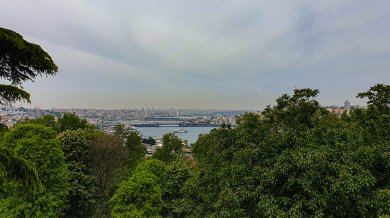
[{"xmin": 136, "ymin": 126, "xmax": 216, "ymax": 144}]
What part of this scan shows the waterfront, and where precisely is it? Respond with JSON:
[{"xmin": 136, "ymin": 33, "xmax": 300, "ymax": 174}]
[{"xmin": 136, "ymin": 126, "xmax": 216, "ymax": 144}]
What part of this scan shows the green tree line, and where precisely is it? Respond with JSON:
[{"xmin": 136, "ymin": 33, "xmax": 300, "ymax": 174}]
[{"xmin": 108, "ymin": 84, "xmax": 390, "ymax": 217}]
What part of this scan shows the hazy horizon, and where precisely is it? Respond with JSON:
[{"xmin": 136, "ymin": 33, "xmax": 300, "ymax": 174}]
[{"xmin": 1, "ymin": 0, "xmax": 389, "ymax": 110}]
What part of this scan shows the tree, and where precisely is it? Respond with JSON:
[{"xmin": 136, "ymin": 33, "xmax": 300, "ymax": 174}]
[
  {"xmin": 19, "ymin": 114, "xmax": 57, "ymax": 129},
  {"xmin": 142, "ymin": 136, "xmax": 156, "ymax": 145},
  {"xmin": 161, "ymin": 160, "xmax": 192, "ymax": 217},
  {"xmin": 353, "ymin": 84, "xmax": 390, "ymax": 144},
  {"xmin": 110, "ymin": 159, "xmax": 166, "ymax": 218},
  {"xmin": 113, "ymin": 124, "xmax": 131, "ymax": 144},
  {"xmin": 134, "ymin": 159, "xmax": 166, "ymax": 180},
  {"xmin": 183, "ymin": 88, "xmax": 389, "ymax": 217},
  {"xmin": 0, "ymin": 27, "xmax": 57, "ymax": 105},
  {"xmin": 262, "ymin": 88, "xmax": 328, "ymax": 131},
  {"xmin": 0, "ymin": 124, "xmax": 69, "ymax": 217},
  {"xmin": 0, "ymin": 27, "xmax": 58, "ymax": 191},
  {"xmin": 90, "ymin": 133, "xmax": 129, "ymax": 216},
  {"xmin": 20, "ymin": 113, "xmax": 93, "ymax": 133},
  {"xmin": 352, "ymin": 84, "xmax": 390, "ymax": 214},
  {"xmin": 126, "ymin": 131, "xmax": 142, "ymax": 148},
  {"xmin": 57, "ymin": 113, "xmax": 92, "ymax": 133},
  {"xmin": 0, "ymin": 146, "xmax": 42, "ymax": 192},
  {"xmin": 57, "ymin": 129, "xmax": 96, "ymax": 217},
  {"xmin": 110, "ymin": 171, "xmax": 163, "ymax": 218},
  {"xmin": 109, "ymin": 130, "xmax": 146, "ymax": 216},
  {"xmin": 124, "ymin": 131, "xmax": 146, "ymax": 171},
  {"xmin": 357, "ymin": 83, "xmax": 390, "ymax": 113},
  {"xmin": 154, "ymin": 133, "xmax": 185, "ymax": 163}
]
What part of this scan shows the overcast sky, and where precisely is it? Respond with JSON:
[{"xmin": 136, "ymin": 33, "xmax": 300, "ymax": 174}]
[{"xmin": 1, "ymin": 0, "xmax": 389, "ymax": 109}]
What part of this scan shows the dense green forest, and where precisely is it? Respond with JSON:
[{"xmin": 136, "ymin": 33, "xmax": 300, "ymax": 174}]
[
  {"xmin": 1, "ymin": 28, "xmax": 389, "ymax": 217},
  {"xmin": 0, "ymin": 85, "xmax": 389, "ymax": 218}
]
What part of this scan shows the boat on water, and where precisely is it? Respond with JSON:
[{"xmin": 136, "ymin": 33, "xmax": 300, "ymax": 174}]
[{"xmin": 174, "ymin": 128, "xmax": 188, "ymax": 133}]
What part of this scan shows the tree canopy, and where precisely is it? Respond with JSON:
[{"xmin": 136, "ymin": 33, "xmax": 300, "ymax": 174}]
[
  {"xmin": 110, "ymin": 159, "xmax": 166, "ymax": 218},
  {"xmin": 0, "ymin": 27, "xmax": 57, "ymax": 105},
  {"xmin": 57, "ymin": 129, "xmax": 96, "ymax": 217},
  {"xmin": 0, "ymin": 124, "xmax": 69, "ymax": 217},
  {"xmin": 0, "ymin": 27, "xmax": 57, "ymax": 83},
  {"xmin": 183, "ymin": 86, "xmax": 390, "ymax": 217},
  {"xmin": 57, "ymin": 113, "xmax": 92, "ymax": 132},
  {"xmin": 0, "ymin": 146, "xmax": 42, "ymax": 192},
  {"xmin": 154, "ymin": 133, "xmax": 185, "ymax": 163},
  {"xmin": 0, "ymin": 27, "xmax": 58, "ymax": 194}
]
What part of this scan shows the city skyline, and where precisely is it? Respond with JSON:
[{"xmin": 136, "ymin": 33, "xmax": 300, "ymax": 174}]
[{"xmin": 1, "ymin": 0, "xmax": 389, "ymax": 109}]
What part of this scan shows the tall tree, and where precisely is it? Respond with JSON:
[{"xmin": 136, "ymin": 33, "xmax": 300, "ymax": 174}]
[
  {"xmin": 124, "ymin": 131, "xmax": 146, "ymax": 172},
  {"xmin": 0, "ymin": 27, "xmax": 58, "ymax": 191},
  {"xmin": 0, "ymin": 124, "xmax": 69, "ymax": 217},
  {"xmin": 161, "ymin": 160, "xmax": 192, "ymax": 217},
  {"xmin": 57, "ymin": 129, "xmax": 96, "ymax": 217},
  {"xmin": 352, "ymin": 84, "xmax": 390, "ymax": 213},
  {"xmin": 90, "ymin": 133, "xmax": 129, "ymax": 216}
]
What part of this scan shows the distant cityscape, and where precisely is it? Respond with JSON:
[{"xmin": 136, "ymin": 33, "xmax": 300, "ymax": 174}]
[
  {"xmin": 323, "ymin": 100, "xmax": 365, "ymax": 114},
  {"xmin": 0, "ymin": 100, "xmax": 364, "ymax": 131},
  {"xmin": 0, "ymin": 107, "xmax": 250, "ymax": 131}
]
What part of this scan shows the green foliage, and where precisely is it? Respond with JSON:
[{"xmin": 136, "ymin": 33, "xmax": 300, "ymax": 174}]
[
  {"xmin": 90, "ymin": 133, "xmax": 129, "ymax": 215},
  {"xmin": 0, "ymin": 124, "xmax": 69, "ymax": 217},
  {"xmin": 57, "ymin": 129, "xmax": 96, "ymax": 217},
  {"xmin": 256, "ymin": 116, "xmax": 376, "ymax": 217},
  {"xmin": 113, "ymin": 159, "xmax": 190, "ymax": 217},
  {"xmin": 357, "ymin": 83, "xmax": 390, "ymax": 113},
  {"xmin": 113, "ymin": 124, "xmax": 131, "ymax": 143},
  {"xmin": 262, "ymin": 88, "xmax": 328, "ymax": 130},
  {"xmin": 123, "ymin": 131, "xmax": 146, "ymax": 172},
  {"xmin": 0, "ymin": 84, "xmax": 30, "ymax": 105},
  {"xmin": 0, "ymin": 83, "xmax": 385, "ymax": 217},
  {"xmin": 126, "ymin": 131, "xmax": 142, "ymax": 147},
  {"xmin": 351, "ymin": 84, "xmax": 390, "ymax": 216},
  {"xmin": 58, "ymin": 129, "xmax": 95, "ymax": 168},
  {"xmin": 19, "ymin": 114, "xmax": 57, "ymax": 129},
  {"xmin": 0, "ymin": 27, "xmax": 57, "ymax": 106},
  {"xmin": 0, "ymin": 146, "xmax": 42, "ymax": 193},
  {"xmin": 110, "ymin": 159, "xmax": 166, "ymax": 218},
  {"xmin": 183, "ymin": 86, "xmax": 390, "ymax": 217},
  {"xmin": 0, "ymin": 27, "xmax": 58, "ymax": 85},
  {"xmin": 20, "ymin": 113, "xmax": 93, "ymax": 134},
  {"xmin": 0, "ymin": 122, "xmax": 8, "ymax": 134},
  {"xmin": 154, "ymin": 133, "xmax": 185, "ymax": 163},
  {"xmin": 353, "ymin": 84, "xmax": 390, "ymax": 144},
  {"xmin": 135, "ymin": 159, "xmax": 166, "ymax": 180},
  {"xmin": 57, "ymin": 113, "xmax": 92, "ymax": 132},
  {"xmin": 0, "ymin": 27, "xmax": 58, "ymax": 192},
  {"xmin": 115, "ymin": 130, "xmax": 146, "ymax": 192},
  {"xmin": 162, "ymin": 160, "xmax": 192, "ymax": 217},
  {"xmin": 143, "ymin": 136, "xmax": 157, "ymax": 145},
  {"xmin": 110, "ymin": 171, "xmax": 163, "ymax": 218}
]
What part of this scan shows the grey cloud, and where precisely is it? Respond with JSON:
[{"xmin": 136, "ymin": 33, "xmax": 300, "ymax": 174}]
[{"xmin": 0, "ymin": 0, "xmax": 389, "ymax": 109}]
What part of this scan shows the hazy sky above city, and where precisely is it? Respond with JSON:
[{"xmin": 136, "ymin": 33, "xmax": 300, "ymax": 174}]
[{"xmin": 1, "ymin": 0, "xmax": 389, "ymax": 109}]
